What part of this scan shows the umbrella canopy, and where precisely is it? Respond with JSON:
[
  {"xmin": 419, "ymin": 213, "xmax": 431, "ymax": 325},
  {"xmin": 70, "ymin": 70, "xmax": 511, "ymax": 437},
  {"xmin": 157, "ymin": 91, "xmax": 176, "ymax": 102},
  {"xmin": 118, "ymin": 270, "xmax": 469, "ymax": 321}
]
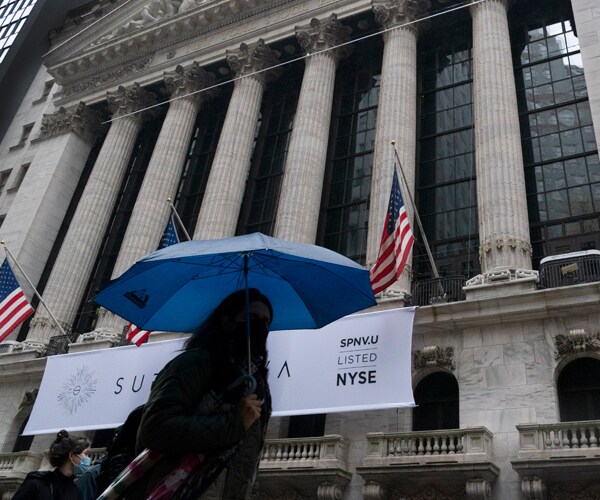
[{"xmin": 94, "ymin": 233, "xmax": 376, "ymax": 333}]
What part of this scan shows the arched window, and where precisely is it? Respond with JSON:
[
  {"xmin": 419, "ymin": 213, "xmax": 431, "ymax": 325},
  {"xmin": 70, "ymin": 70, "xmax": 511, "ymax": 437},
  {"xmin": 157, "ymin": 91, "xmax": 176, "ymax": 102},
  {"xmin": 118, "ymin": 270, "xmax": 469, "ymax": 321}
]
[
  {"xmin": 557, "ymin": 357, "xmax": 600, "ymax": 422},
  {"xmin": 413, "ymin": 372, "xmax": 459, "ymax": 431}
]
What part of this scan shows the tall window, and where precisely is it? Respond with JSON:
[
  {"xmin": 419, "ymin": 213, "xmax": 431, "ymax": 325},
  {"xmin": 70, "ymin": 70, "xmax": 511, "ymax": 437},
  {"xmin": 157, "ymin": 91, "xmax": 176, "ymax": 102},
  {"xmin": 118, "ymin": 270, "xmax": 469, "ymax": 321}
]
[
  {"xmin": 74, "ymin": 114, "xmax": 164, "ymax": 333},
  {"xmin": 413, "ymin": 372, "xmax": 459, "ymax": 431},
  {"xmin": 416, "ymin": 18, "xmax": 478, "ymax": 280},
  {"xmin": 320, "ymin": 34, "xmax": 382, "ymax": 264},
  {"xmin": 557, "ymin": 358, "xmax": 600, "ymax": 422},
  {"xmin": 174, "ymin": 89, "xmax": 231, "ymax": 235},
  {"xmin": 511, "ymin": 0, "xmax": 600, "ymax": 264},
  {"xmin": 238, "ymin": 64, "xmax": 301, "ymax": 236}
]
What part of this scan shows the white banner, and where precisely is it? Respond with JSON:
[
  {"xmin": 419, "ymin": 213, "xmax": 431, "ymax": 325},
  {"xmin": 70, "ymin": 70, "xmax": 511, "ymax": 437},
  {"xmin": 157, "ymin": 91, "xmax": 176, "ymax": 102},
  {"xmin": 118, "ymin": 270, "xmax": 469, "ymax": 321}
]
[
  {"xmin": 268, "ymin": 307, "xmax": 415, "ymax": 415},
  {"xmin": 25, "ymin": 307, "xmax": 415, "ymax": 435}
]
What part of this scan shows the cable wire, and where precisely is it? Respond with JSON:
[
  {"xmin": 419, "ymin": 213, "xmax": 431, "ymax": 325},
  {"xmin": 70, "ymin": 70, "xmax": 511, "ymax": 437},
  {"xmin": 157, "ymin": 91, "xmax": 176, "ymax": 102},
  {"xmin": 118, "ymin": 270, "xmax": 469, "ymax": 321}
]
[{"xmin": 94, "ymin": 0, "xmax": 485, "ymax": 124}]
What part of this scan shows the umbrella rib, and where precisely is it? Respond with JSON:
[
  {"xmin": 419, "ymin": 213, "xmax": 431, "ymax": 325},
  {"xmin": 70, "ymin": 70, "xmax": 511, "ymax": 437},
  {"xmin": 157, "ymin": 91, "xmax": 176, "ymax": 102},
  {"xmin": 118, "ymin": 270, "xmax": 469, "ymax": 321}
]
[{"xmin": 251, "ymin": 252, "xmax": 376, "ymax": 316}]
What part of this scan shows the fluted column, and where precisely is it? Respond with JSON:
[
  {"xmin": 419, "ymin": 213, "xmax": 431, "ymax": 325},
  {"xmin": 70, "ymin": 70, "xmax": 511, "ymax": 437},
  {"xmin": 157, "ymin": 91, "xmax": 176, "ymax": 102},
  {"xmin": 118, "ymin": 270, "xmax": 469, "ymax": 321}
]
[
  {"xmin": 96, "ymin": 64, "xmax": 217, "ymax": 334},
  {"xmin": 367, "ymin": 0, "xmax": 429, "ymax": 297},
  {"xmin": 26, "ymin": 84, "xmax": 155, "ymax": 344},
  {"xmin": 0, "ymin": 103, "xmax": 102, "ymax": 317},
  {"xmin": 274, "ymin": 14, "xmax": 351, "ymax": 243},
  {"xmin": 194, "ymin": 40, "xmax": 280, "ymax": 239},
  {"xmin": 469, "ymin": 0, "xmax": 534, "ymax": 283}
]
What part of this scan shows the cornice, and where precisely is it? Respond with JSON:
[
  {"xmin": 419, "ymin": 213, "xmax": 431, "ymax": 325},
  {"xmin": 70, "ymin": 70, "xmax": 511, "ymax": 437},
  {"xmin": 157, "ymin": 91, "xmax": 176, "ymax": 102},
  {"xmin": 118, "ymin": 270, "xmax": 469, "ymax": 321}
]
[
  {"xmin": 45, "ymin": 0, "xmax": 293, "ymax": 86},
  {"xmin": 408, "ymin": 282, "xmax": 600, "ymax": 332},
  {"xmin": 47, "ymin": 0, "xmax": 374, "ymax": 105}
]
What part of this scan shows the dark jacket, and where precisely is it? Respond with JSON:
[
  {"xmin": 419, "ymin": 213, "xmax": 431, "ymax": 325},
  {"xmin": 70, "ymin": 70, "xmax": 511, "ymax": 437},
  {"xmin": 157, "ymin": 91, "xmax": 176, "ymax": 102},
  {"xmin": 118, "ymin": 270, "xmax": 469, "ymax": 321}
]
[
  {"xmin": 12, "ymin": 470, "xmax": 81, "ymax": 500},
  {"xmin": 133, "ymin": 347, "xmax": 270, "ymax": 500}
]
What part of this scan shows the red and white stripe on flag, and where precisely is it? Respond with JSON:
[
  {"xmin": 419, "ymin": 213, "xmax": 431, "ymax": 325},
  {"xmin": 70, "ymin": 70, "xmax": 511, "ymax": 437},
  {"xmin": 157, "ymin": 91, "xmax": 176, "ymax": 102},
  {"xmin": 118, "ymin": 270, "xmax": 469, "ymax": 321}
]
[
  {"xmin": 0, "ymin": 288, "xmax": 34, "ymax": 342},
  {"xmin": 370, "ymin": 168, "xmax": 415, "ymax": 294},
  {"xmin": 127, "ymin": 323, "xmax": 151, "ymax": 346}
]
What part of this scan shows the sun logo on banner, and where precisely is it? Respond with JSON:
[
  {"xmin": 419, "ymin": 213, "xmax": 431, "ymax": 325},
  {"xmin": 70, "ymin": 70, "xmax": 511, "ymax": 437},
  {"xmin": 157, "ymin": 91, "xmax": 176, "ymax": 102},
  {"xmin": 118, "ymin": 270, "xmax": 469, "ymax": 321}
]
[{"xmin": 57, "ymin": 365, "xmax": 97, "ymax": 415}]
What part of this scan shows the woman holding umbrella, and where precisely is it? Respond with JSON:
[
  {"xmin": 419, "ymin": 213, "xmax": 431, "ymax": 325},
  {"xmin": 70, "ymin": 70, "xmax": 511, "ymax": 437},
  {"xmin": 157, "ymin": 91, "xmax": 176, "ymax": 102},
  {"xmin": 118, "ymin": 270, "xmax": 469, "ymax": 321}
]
[{"xmin": 128, "ymin": 288, "xmax": 272, "ymax": 500}]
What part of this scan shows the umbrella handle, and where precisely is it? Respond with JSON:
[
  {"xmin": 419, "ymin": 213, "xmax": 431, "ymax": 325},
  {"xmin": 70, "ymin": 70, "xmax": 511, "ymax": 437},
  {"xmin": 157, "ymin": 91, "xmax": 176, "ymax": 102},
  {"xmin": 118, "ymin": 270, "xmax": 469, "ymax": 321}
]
[{"xmin": 226, "ymin": 374, "xmax": 257, "ymax": 398}]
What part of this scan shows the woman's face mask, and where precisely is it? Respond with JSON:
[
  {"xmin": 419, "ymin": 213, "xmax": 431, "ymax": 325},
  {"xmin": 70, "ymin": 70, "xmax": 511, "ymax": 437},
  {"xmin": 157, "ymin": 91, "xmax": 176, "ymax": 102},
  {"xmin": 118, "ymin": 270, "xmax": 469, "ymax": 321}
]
[{"xmin": 74, "ymin": 454, "xmax": 91, "ymax": 476}]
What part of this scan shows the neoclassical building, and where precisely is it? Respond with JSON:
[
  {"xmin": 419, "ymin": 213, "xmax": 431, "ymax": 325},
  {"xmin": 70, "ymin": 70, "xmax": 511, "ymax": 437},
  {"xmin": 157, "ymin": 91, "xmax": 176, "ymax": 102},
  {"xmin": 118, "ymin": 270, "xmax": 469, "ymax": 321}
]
[{"xmin": 0, "ymin": 0, "xmax": 599, "ymax": 498}]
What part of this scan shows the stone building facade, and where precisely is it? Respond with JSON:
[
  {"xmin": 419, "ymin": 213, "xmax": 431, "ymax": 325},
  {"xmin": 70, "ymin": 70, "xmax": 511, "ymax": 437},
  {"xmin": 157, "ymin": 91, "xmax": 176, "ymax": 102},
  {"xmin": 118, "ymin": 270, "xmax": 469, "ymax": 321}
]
[{"xmin": 0, "ymin": 0, "xmax": 599, "ymax": 498}]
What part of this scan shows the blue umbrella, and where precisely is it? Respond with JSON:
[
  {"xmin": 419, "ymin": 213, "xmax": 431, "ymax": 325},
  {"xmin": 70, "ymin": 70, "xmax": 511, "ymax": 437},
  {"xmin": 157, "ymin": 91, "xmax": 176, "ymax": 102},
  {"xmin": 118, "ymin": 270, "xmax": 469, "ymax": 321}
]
[{"xmin": 94, "ymin": 233, "xmax": 376, "ymax": 335}]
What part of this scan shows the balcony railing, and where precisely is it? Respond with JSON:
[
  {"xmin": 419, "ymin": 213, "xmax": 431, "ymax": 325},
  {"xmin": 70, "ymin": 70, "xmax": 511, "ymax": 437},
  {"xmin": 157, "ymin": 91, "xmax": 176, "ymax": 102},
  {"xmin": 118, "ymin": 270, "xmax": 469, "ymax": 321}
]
[
  {"xmin": 411, "ymin": 276, "xmax": 466, "ymax": 306},
  {"xmin": 45, "ymin": 333, "xmax": 80, "ymax": 356},
  {"xmin": 513, "ymin": 420, "xmax": 600, "ymax": 486},
  {"xmin": 260, "ymin": 434, "xmax": 348, "ymax": 470},
  {"xmin": 357, "ymin": 428, "xmax": 498, "ymax": 497},
  {"xmin": 515, "ymin": 420, "xmax": 600, "ymax": 458},
  {"xmin": 0, "ymin": 451, "xmax": 43, "ymax": 482},
  {"xmin": 361, "ymin": 427, "xmax": 493, "ymax": 466},
  {"xmin": 259, "ymin": 435, "xmax": 351, "ymax": 498},
  {"xmin": 538, "ymin": 250, "xmax": 600, "ymax": 289}
]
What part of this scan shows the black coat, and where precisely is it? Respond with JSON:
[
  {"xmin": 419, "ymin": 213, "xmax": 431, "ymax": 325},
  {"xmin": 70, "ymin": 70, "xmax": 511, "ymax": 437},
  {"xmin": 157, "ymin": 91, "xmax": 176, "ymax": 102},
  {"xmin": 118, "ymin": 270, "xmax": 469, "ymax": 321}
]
[
  {"xmin": 133, "ymin": 347, "xmax": 270, "ymax": 499},
  {"xmin": 12, "ymin": 469, "xmax": 81, "ymax": 500}
]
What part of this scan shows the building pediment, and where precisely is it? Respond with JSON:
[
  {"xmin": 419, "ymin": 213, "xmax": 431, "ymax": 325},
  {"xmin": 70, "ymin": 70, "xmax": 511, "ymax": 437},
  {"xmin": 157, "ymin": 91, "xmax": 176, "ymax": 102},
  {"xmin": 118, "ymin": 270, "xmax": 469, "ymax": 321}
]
[{"xmin": 43, "ymin": 0, "xmax": 288, "ymax": 100}]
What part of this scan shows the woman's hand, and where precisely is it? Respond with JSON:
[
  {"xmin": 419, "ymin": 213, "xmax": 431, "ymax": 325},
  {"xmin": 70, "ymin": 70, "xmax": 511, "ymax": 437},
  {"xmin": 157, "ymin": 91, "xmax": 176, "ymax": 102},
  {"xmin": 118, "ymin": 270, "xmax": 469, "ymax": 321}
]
[{"xmin": 239, "ymin": 394, "xmax": 263, "ymax": 429}]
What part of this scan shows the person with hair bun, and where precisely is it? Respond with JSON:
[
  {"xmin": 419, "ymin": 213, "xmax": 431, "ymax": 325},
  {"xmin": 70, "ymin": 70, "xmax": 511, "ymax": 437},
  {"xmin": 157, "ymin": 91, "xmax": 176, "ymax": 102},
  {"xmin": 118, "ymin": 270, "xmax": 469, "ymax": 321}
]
[{"xmin": 12, "ymin": 429, "xmax": 91, "ymax": 499}]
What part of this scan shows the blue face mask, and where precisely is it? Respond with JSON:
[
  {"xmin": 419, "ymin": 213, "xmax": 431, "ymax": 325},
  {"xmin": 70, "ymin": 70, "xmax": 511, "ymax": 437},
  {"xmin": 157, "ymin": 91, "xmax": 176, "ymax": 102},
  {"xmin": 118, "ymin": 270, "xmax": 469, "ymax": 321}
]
[{"xmin": 74, "ymin": 455, "xmax": 91, "ymax": 476}]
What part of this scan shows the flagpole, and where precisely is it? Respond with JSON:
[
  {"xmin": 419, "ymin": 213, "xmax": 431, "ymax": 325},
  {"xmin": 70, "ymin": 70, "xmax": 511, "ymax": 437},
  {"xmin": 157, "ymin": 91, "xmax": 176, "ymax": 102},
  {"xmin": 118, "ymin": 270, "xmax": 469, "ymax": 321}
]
[
  {"xmin": 1, "ymin": 242, "xmax": 69, "ymax": 337},
  {"xmin": 390, "ymin": 141, "xmax": 442, "ymax": 284},
  {"xmin": 167, "ymin": 198, "xmax": 192, "ymax": 241}
]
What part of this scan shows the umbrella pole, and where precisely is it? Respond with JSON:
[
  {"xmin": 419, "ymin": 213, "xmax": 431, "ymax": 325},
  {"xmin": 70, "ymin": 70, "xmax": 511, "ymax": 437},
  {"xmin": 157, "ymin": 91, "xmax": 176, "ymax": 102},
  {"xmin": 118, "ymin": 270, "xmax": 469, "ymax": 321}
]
[{"xmin": 243, "ymin": 253, "xmax": 251, "ymax": 376}]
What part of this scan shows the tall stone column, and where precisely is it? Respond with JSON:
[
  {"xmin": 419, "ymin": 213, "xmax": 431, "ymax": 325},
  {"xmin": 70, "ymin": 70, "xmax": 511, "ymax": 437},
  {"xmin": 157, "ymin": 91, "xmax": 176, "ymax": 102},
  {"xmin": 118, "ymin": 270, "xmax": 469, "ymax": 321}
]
[
  {"xmin": 367, "ymin": 0, "xmax": 428, "ymax": 298},
  {"xmin": 96, "ymin": 64, "xmax": 217, "ymax": 334},
  {"xmin": 0, "ymin": 103, "xmax": 102, "ymax": 318},
  {"xmin": 466, "ymin": 0, "xmax": 537, "ymax": 294},
  {"xmin": 26, "ymin": 84, "xmax": 155, "ymax": 344},
  {"xmin": 274, "ymin": 14, "xmax": 351, "ymax": 243},
  {"xmin": 194, "ymin": 40, "xmax": 280, "ymax": 240}
]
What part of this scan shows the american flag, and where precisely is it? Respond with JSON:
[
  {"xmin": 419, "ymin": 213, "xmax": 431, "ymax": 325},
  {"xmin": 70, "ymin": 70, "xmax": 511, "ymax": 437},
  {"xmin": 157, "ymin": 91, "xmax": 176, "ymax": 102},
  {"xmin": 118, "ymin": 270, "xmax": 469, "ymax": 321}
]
[
  {"xmin": 370, "ymin": 167, "xmax": 415, "ymax": 295},
  {"xmin": 0, "ymin": 259, "xmax": 34, "ymax": 343},
  {"xmin": 127, "ymin": 216, "xmax": 180, "ymax": 346}
]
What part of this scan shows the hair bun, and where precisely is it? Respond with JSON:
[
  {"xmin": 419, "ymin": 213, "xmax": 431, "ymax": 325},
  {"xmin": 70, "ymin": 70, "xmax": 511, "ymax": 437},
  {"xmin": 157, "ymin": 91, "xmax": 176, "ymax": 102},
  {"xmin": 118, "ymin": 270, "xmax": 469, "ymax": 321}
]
[{"xmin": 57, "ymin": 430, "xmax": 69, "ymax": 439}]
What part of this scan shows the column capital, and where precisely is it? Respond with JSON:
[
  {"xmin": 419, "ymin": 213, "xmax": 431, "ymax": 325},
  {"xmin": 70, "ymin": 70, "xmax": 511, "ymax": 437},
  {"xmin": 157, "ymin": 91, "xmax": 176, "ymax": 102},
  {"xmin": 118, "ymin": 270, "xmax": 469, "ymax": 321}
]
[
  {"xmin": 164, "ymin": 62, "xmax": 218, "ymax": 104},
  {"xmin": 470, "ymin": 0, "xmax": 513, "ymax": 14},
  {"xmin": 372, "ymin": 0, "xmax": 430, "ymax": 30},
  {"xmin": 226, "ymin": 39, "xmax": 281, "ymax": 83},
  {"xmin": 296, "ymin": 14, "xmax": 352, "ymax": 62},
  {"xmin": 39, "ymin": 102, "xmax": 103, "ymax": 144},
  {"xmin": 106, "ymin": 83, "xmax": 157, "ymax": 120}
]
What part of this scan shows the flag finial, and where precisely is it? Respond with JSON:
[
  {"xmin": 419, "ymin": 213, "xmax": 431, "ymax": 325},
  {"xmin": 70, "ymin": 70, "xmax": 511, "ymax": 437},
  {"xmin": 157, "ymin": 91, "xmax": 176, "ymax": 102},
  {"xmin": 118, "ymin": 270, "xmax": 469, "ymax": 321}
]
[{"xmin": 390, "ymin": 139, "xmax": 396, "ymax": 145}]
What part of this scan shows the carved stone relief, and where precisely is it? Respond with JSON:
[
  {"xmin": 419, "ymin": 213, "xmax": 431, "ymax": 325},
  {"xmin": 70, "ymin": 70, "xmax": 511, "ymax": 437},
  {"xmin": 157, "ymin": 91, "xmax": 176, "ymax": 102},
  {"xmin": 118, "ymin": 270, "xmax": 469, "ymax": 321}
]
[
  {"xmin": 413, "ymin": 345, "xmax": 455, "ymax": 371},
  {"xmin": 372, "ymin": 0, "xmax": 431, "ymax": 30},
  {"xmin": 39, "ymin": 102, "xmax": 103, "ymax": 144},
  {"xmin": 106, "ymin": 82, "xmax": 157, "ymax": 120},
  {"xmin": 226, "ymin": 38, "xmax": 281, "ymax": 82},
  {"xmin": 163, "ymin": 62, "xmax": 217, "ymax": 103},
  {"xmin": 296, "ymin": 14, "xmax": 352, "ymax": 62},
  {"xmin": 62, "ymin": 56, "xmax": 154, "ymax": 97},
  {"xmin": 554, "ymin": 329, "xmax": 600, "ymax": 359},
  {"xmin": 93, "ymin": 0, "xmax": 185, "ymax": 46},
  {"xmin": 18, "ymin": 389, "xmax": 38, "ymax": 410}
]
